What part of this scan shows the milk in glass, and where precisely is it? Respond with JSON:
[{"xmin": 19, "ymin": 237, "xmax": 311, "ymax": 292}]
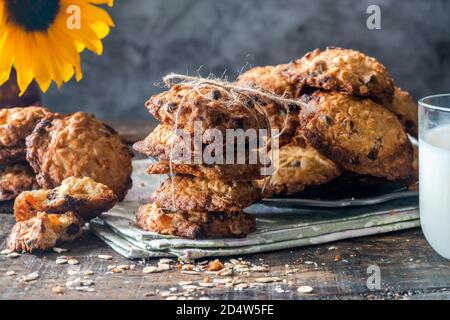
[{"xmin": 420, "ymin": 125, "xmax": 450, "ymax": 259}]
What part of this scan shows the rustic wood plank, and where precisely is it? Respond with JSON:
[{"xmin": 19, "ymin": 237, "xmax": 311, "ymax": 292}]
[{"xmin": 1, "ymin": 213, "xmax": 449, "ymax": 300}]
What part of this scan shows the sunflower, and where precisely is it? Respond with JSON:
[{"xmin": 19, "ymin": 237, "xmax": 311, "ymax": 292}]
[{"xmin": 0, "ymin": 0, "xmax": 114, "ymax": 95}]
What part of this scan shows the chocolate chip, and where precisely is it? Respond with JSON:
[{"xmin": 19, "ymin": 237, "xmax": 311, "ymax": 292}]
[
  {"xmin": 321, "ymin": 115, "xmax": 333, "ymax": 126},
  {"xmin": 166, "ymin": 102, "xmax": 178, "ymax": 113},
  {"xmin": 211, "ymin": 90, "xmax": 222, "ymax": 100},
  {"xmin": 47, "ymin": 191, "xmax": 58, "ymax": 201},
  {"xmin": 290, "ymin": 160, "xmax": 301, "ymax": 167},
  {"xmin": 66, "ymin": 223, "xmax": 80, "ymax": 235},
  {"xmin": 367, "ymin": 147, "xmax": 379, "ymax": 160},
  {"xmin": 245, "ymin": 99, "xmax": 254, "ymax": 108}
]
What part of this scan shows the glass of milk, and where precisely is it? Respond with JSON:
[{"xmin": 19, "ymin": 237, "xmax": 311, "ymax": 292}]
[{"xmin": 419, "ymin": 94, "xmax": 450, "ymax": 259}]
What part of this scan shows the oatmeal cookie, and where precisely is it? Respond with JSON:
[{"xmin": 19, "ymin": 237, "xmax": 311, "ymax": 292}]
[
  {"xmin": 145, "ymin": 84, "xmax": 268, "ymax": 143},
  {"xmin": 0, "ymin": 106, "xmax": 52, "ymax": 164},
  {"xmin": 386, "ymin": 87, "xmax": 418, "ymax": 138},
  {"xmin": 289, "ymin": 47, "xmax": 394, "ymax": 104},
  {"xmin": 236, "ymin": 64, "xmax": 297, "ymax": 97},
  {"xmin": 0, "ymin": 164, "xmax": 38, "ymax": 201},
  {"xmin": 151, "ymin": 175, "xmax": 260, "ymax": 212},
  {"xmin": 256, "ymin": 142, "xmax": 341, "ymax": 196},
  {"xmin": 236, "ymin": 65, "xmax": 302, "ymax": 146},
  {"xmin": 26, "ymin": 112, "xmax": 133, "ymax": 201},
  {"xmin": 6, "ymin": 212, "xmax": 84, "ymax": 253},
  {"xmin": 14, "ymin": 177, "xmax": 118, "ymax": 222},
  {"xmin": 136, "ymin": 203, "xmax": 256, "ymax": 239},
  {"xmin": 146, "ymin": 161, "xmax": 264, "ymax": 181},
  {"xmin": 0, "ymin": 147, "xmax": 26, "ymax": 165},
  {"xmin": 134, "ymin": 124, "xmax": 264, "ymax": 180},
  {"xmin": 299, "ymin": 91, "xmax": 414, "ymax": 181}
]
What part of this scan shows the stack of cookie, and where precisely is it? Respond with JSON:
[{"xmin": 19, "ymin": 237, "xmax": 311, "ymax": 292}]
[
  {"xmin": 236, "ymin": 47, "xmax": 418, "ymax": 196},
  {"xmin": 0, "ymin": 106, "xmax": 51, "ymax": 202},
  {"xmin": 134, "ymin": 83, "xmax": 269, "ymax": 239}
]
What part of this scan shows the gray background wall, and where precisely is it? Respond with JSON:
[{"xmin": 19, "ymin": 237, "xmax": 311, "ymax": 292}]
[{"xmin": 43, "ymin": 0, "xmax": 450, "ymax": 122}]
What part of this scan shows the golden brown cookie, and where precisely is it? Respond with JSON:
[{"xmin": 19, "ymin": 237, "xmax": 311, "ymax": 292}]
[
  {"xmin": 14, "ymin": 177, "xmax": 118, "ymax": 222},
  {"xmin": 256, "ymin": 142, "xmax": 341, "ymax": 196},
  {"xmin": 0, "ymin": 164, "xmax": 38, "ymax": 201},
  {"xmin": 0, "ymin": 147, "xmax": 26, "ymax": 165},
  {"xmin": 386, "ymin": 87, "xmax": 418, "ymax": 138},
  {"xmin": 133, "ymin": 124, "xmax": 197, "ymax": 161},
  {"xmin": 299, "ymin": 91, "xmax": 414, "ymax": 181},
  {"xmin": 146, "ymin": 161, "xmax": 264, "ymax": 181},
  {"xmin": 151, "ymin": 175, "xmax": 260, "ymax": 212},
  {"xmin": 236, "ymin": 64, "xmax": 298, "ymax": 97},
  {"xmin": 289, "ymin": 47, "xmax": 394, "ymax": 104},
  {"xmin": 0, "ymin": 106, "xmax": 52, "ymax": 164},
  {"xmin": 136, "ymin": 203, "xmax": 256, "ymax": 239},
  {"xmin": 145, "ymin": 84, "xmax": 268, "ymax": 143},
  {"xmin": 134, "ymin": 124, "xmax": 265, "ymax": 181},
  {"xmin": 26, "ymin": 112, "xmax": 133, "ymax": 201},
  {"xmin": 236, "ymin": 65, "xmax": 306, "ymax": 146},
  {"xmin": 6, "ymin": 212, "xmax": 84, "ymax": 253}
]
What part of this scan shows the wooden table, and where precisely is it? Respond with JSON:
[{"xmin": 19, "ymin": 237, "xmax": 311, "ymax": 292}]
[
  {"xmin": 1, "ymin": 122, "xmax": 449, "ymax": 300},
  {"xmin": 1, "ymin": 212, "xmax": 450, "ymax": 300}
]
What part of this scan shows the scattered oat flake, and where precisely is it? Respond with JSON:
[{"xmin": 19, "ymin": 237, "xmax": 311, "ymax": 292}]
[
  {"xmin": 56, "ymin": 258, "xmax": 68, "ymax": 265},
  {"xmin": 250, "ymin": 266, "xmax": 269, "ymax": 272},
  {"xmin": 75, "ymin": 287, "xmax": 95, "ymax": 292},
  {"xmin": 160, "ymin": 290, "xmax": 173, "ymax": 297},
  {"xmin": 255, "ymin": 277, "xmax": 282, "ymax": 283},
  {"xmin": 198, "ymin": 282, "xmax": 215, "ymax": 288},
  {"xmin": 68, "ymin": 258, "xmax": 79, "ymax": 265},
  {"xmin": 217, "ymin": 268, "xmax": 233, "ymax": 276},
  {"xmin": 275, "ymin": 287, "xmax": 285, "ymax": 293},
  {"xmin": 84, "ymin": 270, "xmax": 94, "ymax": 276},
  {"xmin": 6, "ymin": 271, "xmax": 16, "ymax": 276},
  {"xmin": 157, "ymin": 264, "xmax": 171, "ymax": 271},
  {"xmin": 67, "ymin": 270, "xmax": 79, "ymax": 276},
  {"xmin": 181, "ymin": 270, "xmax": 200, "ymax": 275},
  {"xmin": 81, "ymin": 279, "xmax": 94, "ymax": 287},
  {"xmin": 298, "ymin": 286, "xmax": 314, "ymax": 294},
  {"xmin": 213, "ymin": 278, "xmax": 232, "ymax": 284},
  {"xmin": 98, "ymin": 255, "xmax": 113, "ymax": 260},
  {"xmin": 117, "ymin": 264, "xmax": 130, "ymax": 270},
  {"xmin": 178, "ymin": 281, "xmax": 193, "ymax": 286},
  {"xmin": 52, "ymin": 286, "xmax": 64, "ymax": 295},
  {"xmin": 53, "ymin": 247, "xmax": 68, "ymax": 254},
  {"xmin": 143, "ymin": 266, "xmax": 161, "ymax": 274},
  {"xmin": 166, "ymin": 296, "xmax": 178, "ymax": 300},
  {"xmin": 144, "ymin": 291, "xmax": 156, "ymax": 297},
  {"xmin": 234, "ymin": 283, "xmax": 249, "ymax": 290},
  {"xmin": 1, "ymin": 249, "xmax": 13, "ymax": 255},
  {"xmin": 159, "ymin": 258, "xmax": 174, "ymax": 264},
  {"xmin": 7, "ymin": 252, "xmax": 20, "ymax": 259},
  {"xmin": 182, "ymin": 285, "xmax": 199, "ymax": 291},
  {"xmin": 328, "ymin": 246, "xmax": 338, "ymax": 251},
  {"xmin": 23, "ymin": 273, "xmax": 39, "ymax": 282}
]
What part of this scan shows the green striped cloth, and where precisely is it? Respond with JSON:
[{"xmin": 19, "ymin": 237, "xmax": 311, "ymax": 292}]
[{"xmin": 89, "ymin": 160, "xmax": 420, "ymax": 260}]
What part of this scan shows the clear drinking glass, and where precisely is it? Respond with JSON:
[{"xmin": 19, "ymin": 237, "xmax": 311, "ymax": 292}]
[{"xmin": 419, "ymin": 94, "xmax": 450, "ymax": 259}]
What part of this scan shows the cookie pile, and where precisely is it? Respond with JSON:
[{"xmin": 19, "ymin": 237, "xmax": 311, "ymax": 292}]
[
  {"xmin": 134, "ymin": 83, "xmax": 272, "ymax": 239},
  {"xmin": 0, "ymin": 106, "xmax": 51, "ymax": 201},
  {"xmin": 236, "ymin": 47, "xmax": 418, "ymax": 196},
  {"xmin": 0, "ymin": 108, "xmax": 134, "ymax": 202}
]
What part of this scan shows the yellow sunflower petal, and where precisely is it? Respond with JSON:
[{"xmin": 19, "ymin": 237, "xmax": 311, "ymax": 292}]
[
  {"xmin": 14, "ymin": 32, "xmax": 35, "ymax": 94},
  {"xmin": 0, "ymin": 0, "xmax": 114, "ymax": 92},
  {"xmin": 88, "ymin": 0, "xmax": 114, "ymax": 7}
]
